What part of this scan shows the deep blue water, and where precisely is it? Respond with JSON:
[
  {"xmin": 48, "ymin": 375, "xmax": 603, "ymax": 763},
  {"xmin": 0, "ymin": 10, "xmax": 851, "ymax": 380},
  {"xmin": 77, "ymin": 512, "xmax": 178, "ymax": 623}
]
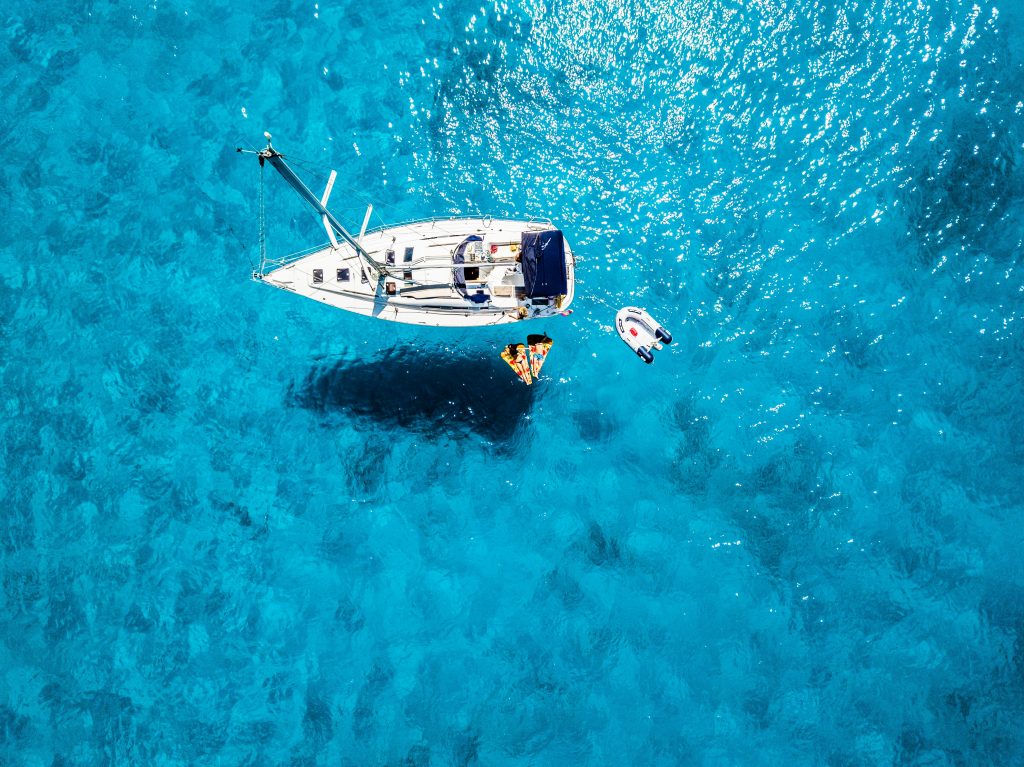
[{"xmin": 2, "ymin": 0, "xmax": 1024, "ymax": 764}]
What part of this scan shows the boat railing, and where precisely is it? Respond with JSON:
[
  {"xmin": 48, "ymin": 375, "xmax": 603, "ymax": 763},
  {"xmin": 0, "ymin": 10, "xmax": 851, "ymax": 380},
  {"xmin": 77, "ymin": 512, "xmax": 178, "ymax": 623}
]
[
  {"xmin": 255, "ymin": 214, "xmax": 555, "ymax": 276},
  {"xmin": 256, "ymin": 242, "xmax": 332, "ymax": 274},
  {"xmin": 363, "ymin": 213, "xmax": 554, "ymax": 235}
]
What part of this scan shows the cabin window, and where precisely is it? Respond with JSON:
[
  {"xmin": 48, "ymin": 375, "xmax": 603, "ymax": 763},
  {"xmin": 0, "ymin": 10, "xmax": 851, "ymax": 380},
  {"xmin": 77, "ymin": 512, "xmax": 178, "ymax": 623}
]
[
  {"xmin": 312, "ymin": 269, "xmax": 323, "ymax": 283},
  {"xmin": 403, "ymin": 247, "xmax": 414, "ymax": 262},
  {"xmin": 403, "ymin": 270, "xmax": 413, "ymax": 281},
  {"xmin": 386, "ymin": 249, "xmax": 396, "ymax": 265},
  {"xmin": 337, "ymin": 268, "xmax": 350, "ymax": 282},
  {"xmin": 386, "ymin": 282, "xmax": 397, "ymax": 295}
]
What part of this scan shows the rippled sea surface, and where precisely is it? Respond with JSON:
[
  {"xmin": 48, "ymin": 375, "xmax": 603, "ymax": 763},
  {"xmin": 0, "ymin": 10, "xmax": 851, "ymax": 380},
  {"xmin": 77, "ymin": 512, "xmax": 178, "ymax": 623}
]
[{"xmin": 3, "ymin": 0, "xmax": 1024, "ymax": 764}]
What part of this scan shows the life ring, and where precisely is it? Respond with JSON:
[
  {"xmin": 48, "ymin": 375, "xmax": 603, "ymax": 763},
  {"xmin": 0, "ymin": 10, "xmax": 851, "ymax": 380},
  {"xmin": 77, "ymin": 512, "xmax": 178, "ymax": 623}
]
[{"xmin": 615, "ymin": 306, "xmax": 672, "ymax": 364}]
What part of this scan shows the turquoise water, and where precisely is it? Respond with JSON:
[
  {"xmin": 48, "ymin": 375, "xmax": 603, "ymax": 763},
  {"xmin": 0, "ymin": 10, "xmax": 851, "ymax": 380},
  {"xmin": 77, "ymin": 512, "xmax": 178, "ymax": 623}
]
[{"xmin": 2, "ymin": 0, "xmax": 1024, "ymax": 763}]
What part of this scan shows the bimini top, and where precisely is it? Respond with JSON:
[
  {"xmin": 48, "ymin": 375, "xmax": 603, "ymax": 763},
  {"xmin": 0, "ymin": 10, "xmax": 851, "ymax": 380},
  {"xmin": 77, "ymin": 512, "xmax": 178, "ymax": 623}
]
[
  {"xmin": 521, "ymin": 230, "xmax": 568, "ymax": 298},
  {"xmin": 452, "ymin": 234, "xmax": 483, "ymax": 297}
]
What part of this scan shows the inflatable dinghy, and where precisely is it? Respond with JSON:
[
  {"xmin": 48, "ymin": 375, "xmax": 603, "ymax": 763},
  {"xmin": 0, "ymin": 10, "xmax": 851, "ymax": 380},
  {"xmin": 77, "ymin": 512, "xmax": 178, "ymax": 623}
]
[{"xmin": 616, "ymin": 307, "xmax": 672, "ymax": 364}]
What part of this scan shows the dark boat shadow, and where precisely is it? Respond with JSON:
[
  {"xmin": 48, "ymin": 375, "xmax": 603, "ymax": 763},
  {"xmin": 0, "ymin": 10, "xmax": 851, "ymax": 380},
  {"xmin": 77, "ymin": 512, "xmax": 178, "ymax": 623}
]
[{"xmin": 291, "ymin": 344, "xmax": 536, "ymax": 443}]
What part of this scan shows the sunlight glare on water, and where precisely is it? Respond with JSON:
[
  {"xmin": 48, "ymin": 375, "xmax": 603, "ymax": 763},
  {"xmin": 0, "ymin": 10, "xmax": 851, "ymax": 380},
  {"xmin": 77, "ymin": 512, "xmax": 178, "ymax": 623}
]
[{"xmin": 1, "ymin": 0, "xmax": 1023, "ymax": 763}]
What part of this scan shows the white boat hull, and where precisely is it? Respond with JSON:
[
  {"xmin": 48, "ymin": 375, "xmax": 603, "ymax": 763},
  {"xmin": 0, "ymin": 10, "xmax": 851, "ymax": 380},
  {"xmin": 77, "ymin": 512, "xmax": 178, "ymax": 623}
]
[{"xmin": 258, "ymin": 217, "xmax": 575, "ymax": 328}]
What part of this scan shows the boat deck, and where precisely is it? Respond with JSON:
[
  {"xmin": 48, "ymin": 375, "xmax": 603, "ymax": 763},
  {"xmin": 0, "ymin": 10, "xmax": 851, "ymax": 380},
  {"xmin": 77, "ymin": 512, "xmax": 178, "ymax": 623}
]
[{"xmin": 258, "ymin": 217, "xmax": 575, "ymax": 327}]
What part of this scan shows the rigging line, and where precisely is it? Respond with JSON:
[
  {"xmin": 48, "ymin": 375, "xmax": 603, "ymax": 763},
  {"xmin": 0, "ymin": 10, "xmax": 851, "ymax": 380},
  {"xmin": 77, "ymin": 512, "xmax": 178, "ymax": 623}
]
[
  {"xmin": 261, "ymin": 155, "xmax": 506, "ymax": 280},
  {"xmin": 258, "ymin": 161, "xmax": 266, "ymax": 274},
  {"xmin": 277, "ymin": 154, "xmax": 373, "ymax": 211},
  {"xmin": 276, "ymin": 192, "xmax": 461, "ymax": 285},
  {"xmin": 284, "ymin": 162, "xmax": 421, "ymax": 224},
  {"xmin": 276, "ymin": 156, "xmax": 449, "ymax": 236},
  {"xmin": 231, "ymin": 133, "xmax": 260, "ymax": 154},
  {"xmin": 219, "ymin": 165, "xmax": 261, "ymax": 274},
  {"xmin": 267, "ymin": 153, "xmax": 394, "ymax": 277},
  {"xmin": 285, "ymin": 155, "xmax": 379, "ymax": 210},
  {"xmin": 363, "ymin": 206, "xmax": 481, "ymax": 244},
  {"xmin": 227, "ymin": 225, "xmax": 256, "ymax": 272},
  {"xmin": 285, "ymin": 154, "xmax": 340, "ymax": 181},
  {"xmin": 281, "ymin": 153, "xmax": 318, "ymax": 170},
  {"xmin": 333, "ymin": 178, "xmax": 381, "ymax": 208}
]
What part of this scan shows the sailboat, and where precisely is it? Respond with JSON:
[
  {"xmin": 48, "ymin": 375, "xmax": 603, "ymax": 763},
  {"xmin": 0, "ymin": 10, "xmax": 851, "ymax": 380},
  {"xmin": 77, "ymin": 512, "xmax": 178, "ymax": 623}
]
[{"xmin": 240, "ymin": 134, "xmax": 576, "ymax": 328}]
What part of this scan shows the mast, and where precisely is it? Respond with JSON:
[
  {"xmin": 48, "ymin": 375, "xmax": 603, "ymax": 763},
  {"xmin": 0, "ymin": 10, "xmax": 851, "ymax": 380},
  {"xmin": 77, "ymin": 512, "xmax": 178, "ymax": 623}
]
[{"xmin": 244, "ymin": 133, "xmax": 389, "ymax": 278}]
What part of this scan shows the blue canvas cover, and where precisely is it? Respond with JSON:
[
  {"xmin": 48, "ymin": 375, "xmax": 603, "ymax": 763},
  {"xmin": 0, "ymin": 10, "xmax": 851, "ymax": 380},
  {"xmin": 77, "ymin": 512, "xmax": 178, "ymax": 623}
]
[
  {"xmin": 521, "ymin": 230, "xmax": 567, "ymax": 298},
  {"xmin": 452, "ymin": 235, "xmax": 483, "ymax": 297}
]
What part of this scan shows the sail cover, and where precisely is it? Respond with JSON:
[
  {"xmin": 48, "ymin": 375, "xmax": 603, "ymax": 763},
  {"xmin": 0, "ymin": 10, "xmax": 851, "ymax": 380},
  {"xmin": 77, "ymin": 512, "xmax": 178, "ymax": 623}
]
[{"xmin": 521, "ymin": 230, "xmax": 567, "ymax": 298}]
